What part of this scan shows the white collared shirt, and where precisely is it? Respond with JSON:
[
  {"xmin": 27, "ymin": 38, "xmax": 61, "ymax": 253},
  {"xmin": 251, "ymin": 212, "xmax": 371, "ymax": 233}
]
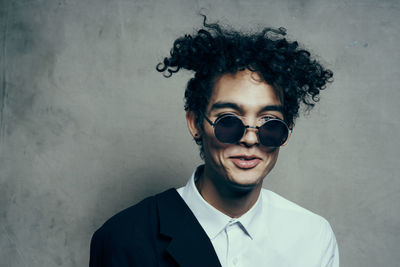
[{"xmin": 177, "ymin": 166, "xmax": 339, "ymax": 267}]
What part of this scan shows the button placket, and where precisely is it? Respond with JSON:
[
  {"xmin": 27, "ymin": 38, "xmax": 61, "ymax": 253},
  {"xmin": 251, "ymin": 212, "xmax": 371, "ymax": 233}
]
[
  {"xmin": 232, "ymin": 256, "xmax": 238, "ymax": 265},
  {"xmin": 226, "ymin": 221, "xmax": 242, "ymax": 267}
]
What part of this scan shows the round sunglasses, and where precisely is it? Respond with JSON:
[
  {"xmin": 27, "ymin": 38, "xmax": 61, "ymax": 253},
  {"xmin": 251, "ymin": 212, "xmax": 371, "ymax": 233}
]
[{"xmin": 203, "ymin": 114, "xmax": 291, "ymax": 147}]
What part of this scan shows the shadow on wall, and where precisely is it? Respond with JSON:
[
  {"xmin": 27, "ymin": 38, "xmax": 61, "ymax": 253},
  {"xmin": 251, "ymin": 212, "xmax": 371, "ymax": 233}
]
[{"xmin": 90, "ymin": 165, "xmax": 182, "ymax": 228}]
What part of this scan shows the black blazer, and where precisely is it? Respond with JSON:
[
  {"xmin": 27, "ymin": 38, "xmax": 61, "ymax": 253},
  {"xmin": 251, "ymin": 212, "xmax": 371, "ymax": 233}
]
[{"xmin": 89, "ymin": 188, "xmax": 221, "ymax": 267}]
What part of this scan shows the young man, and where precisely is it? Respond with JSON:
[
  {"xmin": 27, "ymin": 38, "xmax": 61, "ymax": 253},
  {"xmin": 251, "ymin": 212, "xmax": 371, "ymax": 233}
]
[{"xmin": 90, "ymin": 18, "xmax": 339, "ymax": 267}]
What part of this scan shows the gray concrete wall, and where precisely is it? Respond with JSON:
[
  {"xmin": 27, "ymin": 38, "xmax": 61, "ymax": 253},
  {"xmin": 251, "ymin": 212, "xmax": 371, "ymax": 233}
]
[{"xmin": 0, "ymin": 0, "xmax": 399, "ymax": 266}]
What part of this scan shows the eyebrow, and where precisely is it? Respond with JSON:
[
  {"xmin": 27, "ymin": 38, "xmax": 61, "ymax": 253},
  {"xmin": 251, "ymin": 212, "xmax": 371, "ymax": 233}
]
[{"xmin": 209, "ymin": 102, "xmax": 284, "ymax": 113}]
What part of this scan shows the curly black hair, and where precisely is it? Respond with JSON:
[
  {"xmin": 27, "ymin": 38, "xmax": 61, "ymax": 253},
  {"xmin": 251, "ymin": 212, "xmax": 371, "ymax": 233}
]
[{"xmin": 157, "ymin": 16, "xmax": 333, "ymax": 152}]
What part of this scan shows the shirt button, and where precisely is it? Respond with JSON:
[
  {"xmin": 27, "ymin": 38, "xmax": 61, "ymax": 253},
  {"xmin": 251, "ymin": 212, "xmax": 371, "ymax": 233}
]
[{"xmin": 232, "ymin": 257, "xmax": 238, "ymax": 265}]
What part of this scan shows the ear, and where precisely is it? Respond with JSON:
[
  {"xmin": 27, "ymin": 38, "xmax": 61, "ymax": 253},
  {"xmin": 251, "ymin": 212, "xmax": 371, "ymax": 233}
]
[
  {"xmin": 281, "ymin": 126, "xmax": 293, "ymax": 147},
  {"xmin": 186, "ymin": 111, "xmax": 202, "ymax": 139}
]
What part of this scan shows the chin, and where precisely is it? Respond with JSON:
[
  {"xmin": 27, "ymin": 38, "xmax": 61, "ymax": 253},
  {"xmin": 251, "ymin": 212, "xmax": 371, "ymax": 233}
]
[
  {"xmin": 226, "ymin": 179, "xmax": 259, "ymax": 194},
  {"xmin": 231, "ymin": 165, "xmax": 266, "ymax": 180},
  {"xmin": 227, "ymin": 172, "xmax": 264, "ymax": 192}
]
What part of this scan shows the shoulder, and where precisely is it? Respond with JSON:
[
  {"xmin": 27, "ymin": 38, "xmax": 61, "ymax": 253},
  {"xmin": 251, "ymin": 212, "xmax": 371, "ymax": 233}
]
[
  {"xmin": 261, "ymin": 188, "xmax": 326, "ymax": 220},
  {"xmin": 92, "ymin": 188, "xmax": 177, "ymax": 247},
  {"xmin": 260, "ymin": 188, "xmax": 336, "ymax": 244},
  {"xmin": 92, "ymin": 194, "xmax": 157, "ymax": 248},
  {"xmin": 89, "ymin": 189, "xmax": 180, "ymax": 266},
  {"xmin": 260, "ymin": 189, "xmax": 338, "ymax": 265}
]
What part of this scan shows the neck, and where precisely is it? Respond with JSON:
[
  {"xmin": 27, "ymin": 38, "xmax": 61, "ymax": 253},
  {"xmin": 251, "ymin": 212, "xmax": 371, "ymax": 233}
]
[{"xmin": 195, "ymin": 168, "xmax": 262, "ymax": 218}]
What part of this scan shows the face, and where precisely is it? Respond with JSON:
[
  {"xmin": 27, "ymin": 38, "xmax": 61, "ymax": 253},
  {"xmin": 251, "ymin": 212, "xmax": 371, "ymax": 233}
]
[{"xmin": 187, "ymin": 69, "xmax": 288, "ymax": 193}]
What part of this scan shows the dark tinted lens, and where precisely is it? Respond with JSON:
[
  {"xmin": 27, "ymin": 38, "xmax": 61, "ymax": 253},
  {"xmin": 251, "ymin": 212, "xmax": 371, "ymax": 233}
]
[
  {"xmin": 259, "ymin": 120, "xmax": 289, "ymax": 147},
  {"xmin": 214, "ymin": 116, "xmax": 244, "ymax": 143}
]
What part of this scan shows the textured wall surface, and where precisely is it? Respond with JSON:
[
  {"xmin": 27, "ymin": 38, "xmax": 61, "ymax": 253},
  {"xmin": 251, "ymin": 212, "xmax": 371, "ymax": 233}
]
[{"xmin": 0, "ymin": 0, "xmax": 399, "ymax": 266}]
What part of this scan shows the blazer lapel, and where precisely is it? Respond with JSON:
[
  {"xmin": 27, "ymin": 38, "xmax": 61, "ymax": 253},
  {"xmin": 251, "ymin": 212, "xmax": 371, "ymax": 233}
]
[{"xmin": 156, "ymin": 189, "xmax": 221, "ymax": 267}]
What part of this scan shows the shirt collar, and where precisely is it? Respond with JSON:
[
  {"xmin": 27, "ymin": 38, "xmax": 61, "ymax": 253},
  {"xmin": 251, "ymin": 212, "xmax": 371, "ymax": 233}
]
[
  {"xmin": 181, "ymin": 165, "xmax": 263, "ymax": 240},
  {"xmin": 236, "ymin": 191, "xmax": 263, "ymax": 239}
]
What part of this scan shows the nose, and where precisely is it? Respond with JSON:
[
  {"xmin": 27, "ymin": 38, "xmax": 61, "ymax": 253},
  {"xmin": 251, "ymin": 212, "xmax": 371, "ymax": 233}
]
[{"xmin": 239, "ymin": 126, "xmax": 259, "ymax": 147}]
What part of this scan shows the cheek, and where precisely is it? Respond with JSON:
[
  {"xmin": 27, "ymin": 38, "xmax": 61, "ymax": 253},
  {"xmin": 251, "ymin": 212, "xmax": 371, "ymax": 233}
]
[
  {"xmin": 203, "ymin": 136, "xmax": 229, "ymax": 163},
  {"xmin": 262, "ymin": 146, "xmax": 279, "ymax": 153},
  {"xmin": 263, "ymin": 149, "xmax": 280, "ymax": 170}
]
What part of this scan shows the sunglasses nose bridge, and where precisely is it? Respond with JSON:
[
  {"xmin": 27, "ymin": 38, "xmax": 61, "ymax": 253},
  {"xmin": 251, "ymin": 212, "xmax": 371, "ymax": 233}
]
[
  {"xmin": 245, "ymin": 125, "xmax": 258, "ymax": 130},
  {"xmin": 240, "ymin": 125, "xmax": 260, "ymax": 145}
]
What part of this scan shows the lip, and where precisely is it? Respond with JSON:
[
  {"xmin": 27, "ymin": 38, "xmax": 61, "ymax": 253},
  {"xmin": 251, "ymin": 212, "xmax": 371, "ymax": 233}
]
[{"xmin": 230, "ymin": 154, "xmax": 262, "ymax": 169}]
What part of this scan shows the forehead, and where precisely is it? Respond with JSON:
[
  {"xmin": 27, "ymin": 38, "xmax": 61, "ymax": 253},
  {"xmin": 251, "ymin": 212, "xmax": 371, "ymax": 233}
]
[{"xmin": 207, "ymin": 70, "xmax": 282, "ymax": 112}]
